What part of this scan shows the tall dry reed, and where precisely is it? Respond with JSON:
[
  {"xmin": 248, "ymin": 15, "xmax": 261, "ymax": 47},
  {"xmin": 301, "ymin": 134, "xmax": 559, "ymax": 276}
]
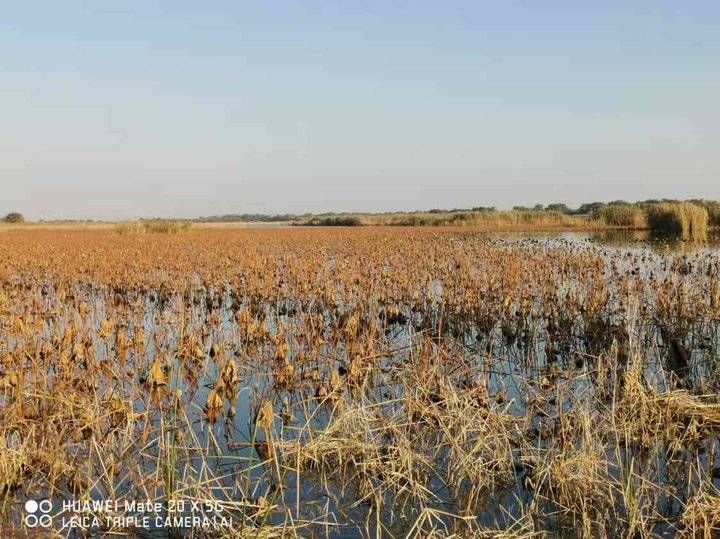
[
  {"xmin": 646, "ymin": 203, "xmax": 708, "ymax": 239},
  {"xmin": 594, "ymin": 205, "xmax": 647, "ymax": 228}
]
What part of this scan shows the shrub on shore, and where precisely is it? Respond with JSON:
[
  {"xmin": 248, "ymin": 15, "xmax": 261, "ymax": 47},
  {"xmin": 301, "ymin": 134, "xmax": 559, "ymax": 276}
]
[
  {"xmin": 3, "ymin": 212, "xmax": 24, "ymax": 223},
  {"xmin": 646, "ymin": 203, "xmax": 708, "ymax": 240}
]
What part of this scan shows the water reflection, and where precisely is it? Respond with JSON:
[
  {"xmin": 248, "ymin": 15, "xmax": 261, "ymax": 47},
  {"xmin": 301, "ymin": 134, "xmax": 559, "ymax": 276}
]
[
  {"xmin": 590, "ymin": 229, "xmax": 720, "ymax": 250},
  {"xmin": 470, "ymin": 228, "xmax": 720, "ymax": 252}
]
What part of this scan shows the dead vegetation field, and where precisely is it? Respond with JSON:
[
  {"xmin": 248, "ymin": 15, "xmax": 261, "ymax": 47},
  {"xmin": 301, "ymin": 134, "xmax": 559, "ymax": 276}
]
[{"xmin": 0, "ymin": 227, "xmax": 719, "ymax": 537}]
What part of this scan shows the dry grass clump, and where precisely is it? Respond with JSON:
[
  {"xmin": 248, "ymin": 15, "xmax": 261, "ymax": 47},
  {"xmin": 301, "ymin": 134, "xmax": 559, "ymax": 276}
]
[
  {"xmin": 404, "ymin": 508, "xmax": 541, "ymax": 538},
  {"xmin": 679, "ymin": 488, "xmax": 720, "ymax": 538},
  {"xmin": 0, "ymin": 436, "xmax": 27, "ymax": 498},
  {"xmin": 646, "ymin": 203, "xmax": 709, "ymax": 240},
  {"xmin": 533, "ymin": 444, "xmax": 615, "ymax": 535},
  {"xmin": 115, "ymin": 220, "xmax": 147, "ymax": 234},
  {"xmin": 614, "ymin": 358, "xmax": 720, "ymax": 448},
  {"xmin": 595, "ymin": 204, "xmax": 647, "ymax": 228},
  {"xmin": 284, "ymin": 354, "xmax": 522, "ymax": 524},
  {"xmin": 290, "ymin": 402, "xmax": 436, "ymax": 508}
]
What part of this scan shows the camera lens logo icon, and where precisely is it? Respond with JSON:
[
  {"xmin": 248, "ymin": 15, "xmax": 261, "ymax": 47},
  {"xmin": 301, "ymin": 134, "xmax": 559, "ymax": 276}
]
[{"xmin": 24, "ymin": 499, "xmax": 53, "ymax": 528}]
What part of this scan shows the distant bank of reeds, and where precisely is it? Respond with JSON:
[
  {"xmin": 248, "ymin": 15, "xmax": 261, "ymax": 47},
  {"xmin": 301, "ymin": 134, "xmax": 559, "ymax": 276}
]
[
  {"xmin": 645, "ymin": 203, "xmax": 709, "ymax": 240},
  {"xmin": 298, "ymin": 203, "xmax": 715, "ymax": 239},
  {"xmin": 116, "ymin": 219, "xmax": 192, "ymax": 234},
  {"xmin": 384, "ymin": 209, "xmax": 587, "ymax": 228},
  {"xmin": 302, "ymin": 210, "xmax": 594, "ymax": 229}
]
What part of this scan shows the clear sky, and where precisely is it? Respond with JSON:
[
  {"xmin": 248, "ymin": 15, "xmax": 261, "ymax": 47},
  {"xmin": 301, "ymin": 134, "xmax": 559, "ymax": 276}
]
[{"xmin": 1, "ymin": 2, "xmax": 719, "ymax": 220}]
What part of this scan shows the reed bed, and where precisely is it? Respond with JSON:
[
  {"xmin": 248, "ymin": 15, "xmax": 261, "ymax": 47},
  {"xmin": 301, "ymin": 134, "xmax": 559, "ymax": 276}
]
[
  {"xmin": 594, "ymin": 205, "xmax": 647, "ymax": 228},
  {"xmin": 706, "ymin": 203, "xmax": 720, "ymax": 228},
  {"xmin": 0, "ymin": 227, "xmax": 719, "ymax": 537},
  {"xmin": 308, "ymin": 210, "xmax": 597, "ymax": 229},
  {"xmin": 383, "ymin": 210, "xmax": 588, "ymax": 228},
  {"xmin": 646, "ymin": 203, "xmax": 709, "ymax": 240}
]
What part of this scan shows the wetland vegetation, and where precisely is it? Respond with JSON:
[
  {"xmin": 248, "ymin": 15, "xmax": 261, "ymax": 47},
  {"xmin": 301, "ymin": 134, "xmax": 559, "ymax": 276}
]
[{"xmin": 0, "ymin": 227, "xmax": 719, "ymax": 537}]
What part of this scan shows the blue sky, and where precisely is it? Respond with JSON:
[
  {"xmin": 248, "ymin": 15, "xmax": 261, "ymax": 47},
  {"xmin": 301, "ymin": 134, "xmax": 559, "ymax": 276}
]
[{"xmin": 1, "ymin": 2, "xmax": 718, "ymax": 219}]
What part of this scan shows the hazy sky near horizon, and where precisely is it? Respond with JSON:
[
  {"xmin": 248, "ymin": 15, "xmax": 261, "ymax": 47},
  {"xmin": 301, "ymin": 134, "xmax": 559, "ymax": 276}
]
[{"xmin": 1, "ymin": 2, "xmax": 719, "ymax": 220}]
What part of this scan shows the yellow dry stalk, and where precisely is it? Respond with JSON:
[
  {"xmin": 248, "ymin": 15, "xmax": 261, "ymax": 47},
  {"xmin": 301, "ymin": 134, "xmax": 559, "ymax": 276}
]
[
  {"xmin": 98, "ymin": 318, "xmax": 114, "ymax": 338},
  {"xmin": 257, "ymin": 400, "xmax": 274, "ymax": 431},
  {"xmin": 147, "ymin": 356, "xmax": 167, "ymax": 388},
  {"xmin": 678, "ymin": 489, "xmax": 720, "ymax": 539},
  {"xmin": 133, "ymin": 328, "xmax": 145, "ymax": 351},
  {"xmin": 342, "ymin": 312, "xmax": 359, "ymax": 338}
]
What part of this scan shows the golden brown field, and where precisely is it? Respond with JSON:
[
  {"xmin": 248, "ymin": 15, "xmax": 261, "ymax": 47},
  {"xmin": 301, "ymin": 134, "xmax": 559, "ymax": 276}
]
[{"xmin": 1, "ymin": 227, "xmax": 719, "ymax": 537}]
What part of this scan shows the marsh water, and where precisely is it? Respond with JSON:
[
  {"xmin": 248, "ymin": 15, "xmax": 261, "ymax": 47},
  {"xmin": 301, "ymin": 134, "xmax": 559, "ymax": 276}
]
[{"xmin": 5, "ymin": 230, "xmax": 720, "ymax": 537}]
